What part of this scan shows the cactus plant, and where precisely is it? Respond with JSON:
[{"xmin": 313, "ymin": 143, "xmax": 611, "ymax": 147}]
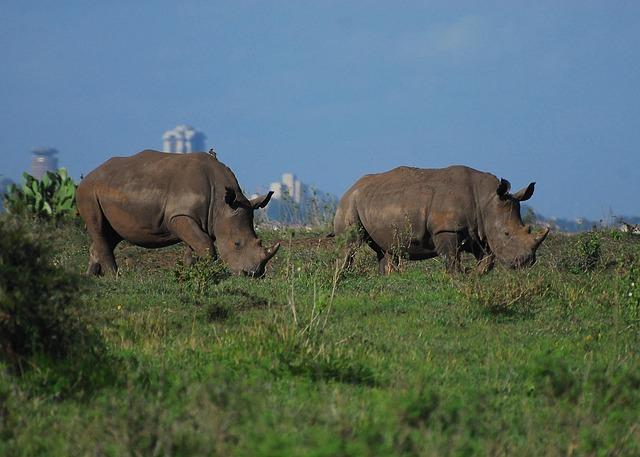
[{"xmin": 2, "ymin": 169, "xmax": 77, "ymax": 220}]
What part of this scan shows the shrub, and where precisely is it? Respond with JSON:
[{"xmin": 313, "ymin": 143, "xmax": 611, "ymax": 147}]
[
  {"xmin": 0, "ymin": 217, "xmax": 101, "ymax": 373},
  {"xmin": 261, "ymin": 302, "xmax": 379, "ymax": 386},
  {"xmin": 561, "ymin": 231, "xmax": 602, "ymax": 273},
  {"xmin": 270, "ymin": 329, "xmax": 379, "ymax": 386},
  {"xmin": 621, "ymin": 261, "xmax": 640, "ymax": 321},
  {"xmin": 3, "ymin": 169, "xmax": 76, "ymax": 220},
  {"xmin": 577, "ymin": 231, "xmax": 602, "ymax": 270},
  {"xmin": 173, "ymin": 257, "xmax": 231, "ymax": 296}
]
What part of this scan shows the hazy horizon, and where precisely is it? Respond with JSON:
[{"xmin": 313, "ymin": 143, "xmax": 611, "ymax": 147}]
[{"xmin": 2, "ymin": 1, "xmax": 639, "ymax": 220}]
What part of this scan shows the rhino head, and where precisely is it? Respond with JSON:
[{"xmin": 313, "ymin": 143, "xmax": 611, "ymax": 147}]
[
  {"xmin": 214, "ymin": 188, "xmax": 280, "ymax": 277},
  {"xmin": 483, "ymin": 179, "xmax": 549, "ymax": 268}
]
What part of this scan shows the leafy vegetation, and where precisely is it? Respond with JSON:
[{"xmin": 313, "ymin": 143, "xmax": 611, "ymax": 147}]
[
  {"xmin": 1, "ymin": 219, "xmax": 639, "ymax": 456},
  {"xmin": 2, "ymin": 169, "xmax": 76, "ymax": 220},
  {"xmin": 174, "ymin": 256, "xmax": 231, "ymax": 297},
  {"xmin": 0, "ymin": 217, "xmax": 109, "ymax": 400}
]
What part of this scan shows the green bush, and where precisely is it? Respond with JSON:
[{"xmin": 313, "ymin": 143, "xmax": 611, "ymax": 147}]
[
  {"xmin": 262, "ymin": 315, "xmax": 380, "ymax": 386},
  {"xmin": 621, "ymin": 261, "xmax": 640, "ymax": 321},
  {"xmin": 173, "ymin": 257, "xmax": 231, "ymax": 296},
  {"xmin": 3, "ymin": 169, "xmax": 76, "ymax": 220},
  {"xmin": 272, "ymin": 333, "xmax": 379, "ymax": 386},
  {"xmin": 0, "ymin": 217, "xmax": 101, "ymax": 373},
  {"xmin": 562, "ymin": 231, "xmax": 603, "ymax": 273}
]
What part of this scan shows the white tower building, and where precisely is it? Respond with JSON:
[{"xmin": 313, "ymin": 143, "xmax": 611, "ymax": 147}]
[
  {"xmin": 260, "ymin": 173, "xmax": 336, "ymax": 224},
  {"xmin": 277, "ymin": 173, "xmax": 305, "ymax": 203},
  {"xmin": 30, "ymin": 147, "xmax": 59, "ymax": 179},
  {"xmin": 162, "ymin": 125, "xmax": 206, "ymax": 153}
]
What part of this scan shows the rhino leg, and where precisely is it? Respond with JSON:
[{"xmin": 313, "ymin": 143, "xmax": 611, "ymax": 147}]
[
  {"xmin": 433, "ymin": 232, "xmax": 462, "ymax": 273},
  {"xmin": 87, "ymin": 236, "xmax": 119, "ymax": 276},
  {"xmin": 334, "ymin": 223, "xmax": 367, "ymax": 272},
  {"xmin": 182, "ymin": 244, "xmax": 218, "ymax": 265},
  {"xmin": 82, "ymin": 204, "xmax": 121, "ymax": 276},
  {"xmin": 334, "ymin": 193, "xmax": 365, "ymax": 271},
  {"xmin": 366, "ymin": 239, "xmax": 397, "ymax": 275},
  {"xmin": 183, "ymin": 247, "xmax": 195, "ymax": 266},
  {"xmin": 336, "ymin": 239, "xmax": 360, "ymax": 272},
  {"xmin": 377, "ymin": 251, "xmax": 399, "ymax": 275},
  {"xmin": 470, "ymin": 242, "xmax": 494, "ymax": 274},
  {"xmin": 169, "ymin": 216, "xmax": 217, "ymax": 259},
  {"xmin": 475, "ymin": 254, "xmax": 495, "ymax": 274}
]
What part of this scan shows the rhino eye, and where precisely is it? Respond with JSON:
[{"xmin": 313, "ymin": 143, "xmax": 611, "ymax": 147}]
[
  {"xmin": 504, "ymin": 231, "xmax": 510, "ymax": 237},
  {"xmin": 234, "ymin": 241, "xmax": 242, "ymax": 249}
]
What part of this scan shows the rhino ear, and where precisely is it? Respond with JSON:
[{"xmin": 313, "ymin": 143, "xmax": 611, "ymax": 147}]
[
  {"xmin": 249, "ymin": 191, "xmax": 274, "ymax": 210},
  {"xmin": 496, "ymin": 178, "xmax": 511, "ymax": 199},
  {"xmin": 224, "ymin": 187, "xmax": 239, "ymax": 208},
  {"xmin": 513, "ymin": 182, "xmax": 535, "ymax": 202}
]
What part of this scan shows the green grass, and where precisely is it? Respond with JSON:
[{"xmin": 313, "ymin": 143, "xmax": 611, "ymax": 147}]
[{"xmin": 1, "ymin": 219, "xmax": 639, "ymax": 456}]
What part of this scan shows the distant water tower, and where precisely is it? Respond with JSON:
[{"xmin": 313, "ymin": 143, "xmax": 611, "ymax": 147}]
[
  {"xmin": 30, "ymin": 147, "xmax": 59, "ymax": 179},
  {"xmin": 162, "ymin": 125, "xmax": 206, "ymax": 153}
]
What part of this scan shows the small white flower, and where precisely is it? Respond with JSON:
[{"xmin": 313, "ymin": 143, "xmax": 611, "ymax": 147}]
[{"xmin": 629, "ymin": 292, "xmax": 633, "ymax": 297}]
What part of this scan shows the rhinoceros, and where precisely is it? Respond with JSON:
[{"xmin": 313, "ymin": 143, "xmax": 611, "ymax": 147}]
[
  {"xmin": 333, "ymin": 165, "xmax": 549, "ymax": 274},
  {"xmin": 77, "ymin": 150, "xmax": 280, "ymax": 276}
]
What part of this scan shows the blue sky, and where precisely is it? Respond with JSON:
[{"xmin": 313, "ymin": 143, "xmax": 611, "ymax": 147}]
[{"xmin": 1, "ymin": 1, "xmax": 639, "ymax": 219}]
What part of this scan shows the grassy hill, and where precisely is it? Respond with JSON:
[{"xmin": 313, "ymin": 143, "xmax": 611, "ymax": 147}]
[{"xmin": 1, "ymin": 218, "xmax": 639, "ymax": 456}]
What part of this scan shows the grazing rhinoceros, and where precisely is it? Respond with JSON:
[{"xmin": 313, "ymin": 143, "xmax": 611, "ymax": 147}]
[
  {"xmin": 333, "ymin": 165, "xmax": 549, "ymax": 274},
  {"xmin": 77, "ymin": 150, "xmax": 280, "ymax": 277}
]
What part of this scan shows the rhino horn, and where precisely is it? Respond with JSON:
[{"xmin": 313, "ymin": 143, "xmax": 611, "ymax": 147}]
[
  {"xmin": 250, "ymin": 191, "xmax": 274, "ymax": 209},
  {"xmin": 533, "ymin": 227, "xmax": 550, "ymax": 249},
  {"xmin": 264, "ymin": 242, "xmax": 281, "ymax": 261}
]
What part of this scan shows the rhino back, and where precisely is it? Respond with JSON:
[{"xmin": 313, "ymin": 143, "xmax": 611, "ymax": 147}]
[
  {"xmin": 351, "ymin": 166, "xmax": 493, "ymax": 249},
  {"xmin": 78, "ymin": 150, "xmax": 239, "ymax": 243}
]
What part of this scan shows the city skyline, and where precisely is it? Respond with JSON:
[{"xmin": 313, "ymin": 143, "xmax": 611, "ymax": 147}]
[
  {"xmin": 1, "ymin": 143, "xmax": 635, "ymax": 229},
  {"xmin": 2, "ymin": 117, "xmax": 638, "ymax": 222},
  {"xmin": 255, "ymin": 172, "xmax": 337, "ymax": 224},
  {"xmin": 162, "ymin": 124, "xmax": 206, "ymax": 154}
]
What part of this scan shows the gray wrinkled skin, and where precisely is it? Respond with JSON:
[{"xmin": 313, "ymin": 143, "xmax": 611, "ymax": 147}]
[
  {"xmin": 333, "ymin": 165, "xmax": 549, "ymax": 274},
  {"xmin": 77, "ymin": 150, "xmax": 279, "ymax": 276}
]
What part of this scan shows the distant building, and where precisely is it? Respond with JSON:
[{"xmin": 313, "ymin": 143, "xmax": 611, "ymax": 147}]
[
  {"xmin": 257, "ymin": 173, "xmax": 337, "ymax": 225},
  {"xmin": 162, "ymin": 125, "xmax": 206, "ymax": 153},
  {"xmin": 30, "ymin": 147, "xmax": 58, "ymax": 179},
  {"xmin": 269, "ymin": 173, "xmax": 307, "ymax": 204}
]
